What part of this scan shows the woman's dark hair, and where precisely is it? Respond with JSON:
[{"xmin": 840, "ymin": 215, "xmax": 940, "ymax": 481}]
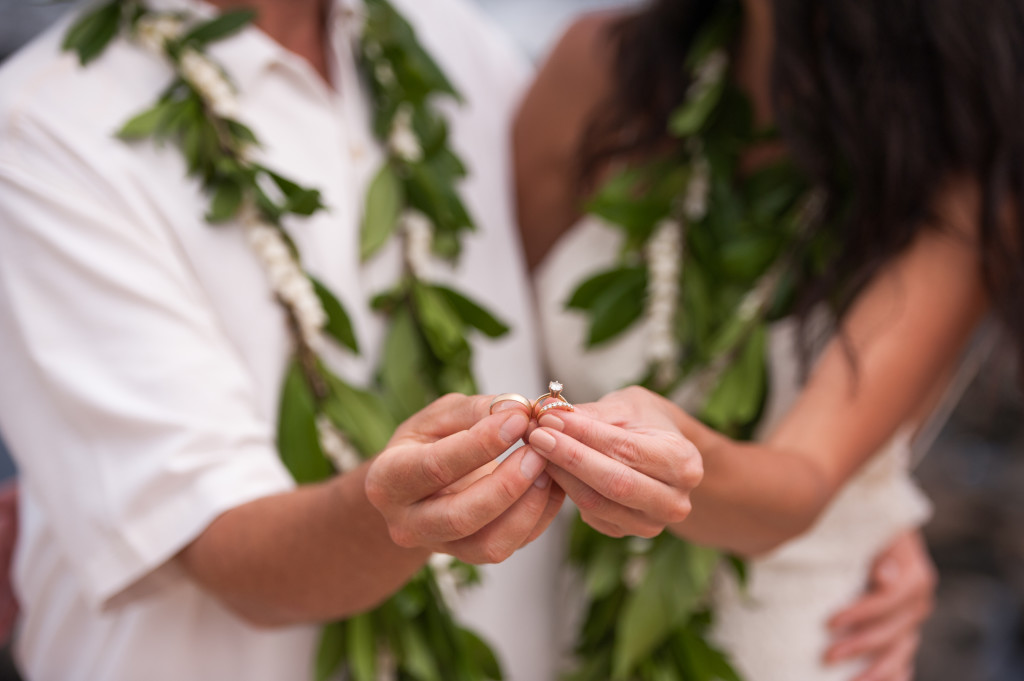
[{"xmin": 580, "ymin": 0, "xmax": 1024, "ymax": 371}]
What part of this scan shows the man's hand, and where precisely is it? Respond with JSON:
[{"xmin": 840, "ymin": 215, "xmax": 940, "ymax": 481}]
[
  {"xmin": 365, "ymin": 394, "xmax": 564, "ymax": 564},
  {"xmin": 826, "ymin": 529, "xmax": 937, "ymax": 681},
  {"xmin": 527, "ymin": 386, "xmax": 703, "ymax": 538}
]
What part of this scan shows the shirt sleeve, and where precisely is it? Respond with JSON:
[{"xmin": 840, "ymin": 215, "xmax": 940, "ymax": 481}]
[{"xmin": 0, "ymin": 112, "xmax": 295, "ymax": 610}]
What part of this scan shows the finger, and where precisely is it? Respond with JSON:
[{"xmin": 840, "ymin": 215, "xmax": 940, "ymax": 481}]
[
  {"xmin": 848, "ymin": 634, "xmax": 919, "ymax": 681},
  {"xmin": 523, "ymin": 483, "xmax": 566, "ymax": 545},
  {"xmin": 444, "ymin": 466, "xmax": 555, "ymax": 563},
  {"xmin": 545, "ymin": 465, "xmax": 663, "ymax": 538},
  {"xmin": 826, "ymin": 604, "xmax": 926, "ymax": 663},
  {"xmin": 829, "ymin": 583, "xmax": 926, "ymax": 634},
  {"xmin": 391, "ymin": 393, "xmax": 521, "ymax": 444},
  {"xmin": 376, "ymin": 409, "xmax": 530, "ymax": 504},
  {"xmin": 529, "ymin": 425, "xmax": 691, "ymax": 524},
  {"xmin": 396, "ymin": 445, "xmax": 549, "ymax": 545},
  {"xmin": 537, "ymin": 410, "xmax": 702, "ymax": 491}
]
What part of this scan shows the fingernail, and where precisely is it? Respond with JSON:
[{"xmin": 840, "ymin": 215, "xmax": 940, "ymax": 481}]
[
  {"xmin": 539, "ymin": 414, "xmax": 564, "ymax": 431},
  {"xmin": 499, "ymin": 413, "xmax": 528, "ymax": 444},
  {"xmin": 520, "ymin": 449, "xmax": 545, "ymax": 480},
  {"xmin": 533, "ymin": 472, "xmax": 551, "ymax": 489},
  {"xmin": 530, "ymin": 428, "xmax": 557, "ymax": 453}
]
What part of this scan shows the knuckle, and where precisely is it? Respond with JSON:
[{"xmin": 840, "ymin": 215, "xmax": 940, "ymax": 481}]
[
  {"xmin": 611, "ymin": 431, "xmax": 643, "ymax": 464},
  {"xmin": 564, "ymin": 442, "xmax": 587, "ymax": 472},
  {"xmin": 419, "ymin": 448, "xmax": 451, "ymax": 490},
  {"xmin": 481, "ymin": 542, "xmax": 514, "ymax": 565},
  {"xmin": 633, "ymin": 523, "xmax": 663, "ymax": 539},
  {"xmin": 363, "ymin": 472, "xmax": 387, "ymax": 509},
  {"xmin": 605, "ymin": 468, "xmax": 637, "ymax": 501},
  {"xmin": 573, "ymin": 486, "xmax": 607, "ymax": 513},
  {"xmin": 442, "ymin": 509, "xmax": 475, "ymax": 540},
  {"xmin": 388, "ymin": 525, "xmax": 416, "ymax": 549},
  {"xmin": 665, "ymin": 496, "xmax": 692, "ymax": 524},
  {"xmin": 493, "ymin": 474, "xmax": 522, "ymax": 508},
  {"xmin": 437, "ymin": 392, "xmax": 464, "ymax": 410}
]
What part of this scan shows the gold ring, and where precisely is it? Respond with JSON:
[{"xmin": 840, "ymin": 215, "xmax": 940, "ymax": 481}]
[
  {"xmin": 533, "ymin": 380, "xmax": 574, "ymax": 418},
  {"xmin": 489, "ymin": 393, "xmax": 533, "ymax": 415}
]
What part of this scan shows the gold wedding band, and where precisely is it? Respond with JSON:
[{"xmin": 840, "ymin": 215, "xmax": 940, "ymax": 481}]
[
  {"xmin": 533, "ymin": 380, "xmax": 574, "ymax": 418},
  {"xmin": 489, "ymin": 393, "xmax": 533, "ymax": 415}
]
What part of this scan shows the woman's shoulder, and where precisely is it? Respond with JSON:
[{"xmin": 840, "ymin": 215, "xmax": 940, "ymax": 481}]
[
  {"xmin": 514, "ymin": 12, "xmax": 622, "ymax": 147},
  {"xmin": 513, "ymin": 11, "xmax": 628, "ymax": 268}
]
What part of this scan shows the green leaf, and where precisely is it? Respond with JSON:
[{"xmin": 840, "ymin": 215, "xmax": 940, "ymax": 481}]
[
  {"xmin": 205, "ymin": 178, "xmax": 243, "ymax": 223},
  {"xmin": 312, "ymin": 278, "xmax": 360, "ymax": 353},
  {"xmin": 315, "ymin": 622, "xmax": 345, "ymax": 681},
  {"xmin": 116, "ymin": 103, "xmax": 169, "ymax": 140},
  {"xmin": 361, "ymin": 163, "xmax": 404, "ymax": 261},
  {"xmin": 612, "ymin": 540, "xmax": 719, "ymax": 680},
  {"xmin": 277, "ymin": 359, "xmax": 334, "ymax": 484},
  {"xmin": 265, "ymin": 170, "xmax": 325, "ymax": 217},
  {"xmin": 225, "ymin": 118, "xmax": 260, "ymax": 146},
  {"xmin": 322, "ymin": 373, "xmax": 396, "ymax": 457},
  {"xmin": 585, "ymin": 169, "xmax": 672, "ymax": 239},
  {"xmin": 567, "ymin": 267, "xmax": 635, "ymax": 311},
  {"xmin": 345, "ymin": 614, "xmax": 376, "ymax": 681},
  {"xmin": 461, "ymin": 628, "xmax": 504, "ymax": 680},
  {"xmin": 380, "ymin": 308, "xmax": 434, "ymax": 422},
  {"xmin": 411, "ymin": 282, "xmax": 470, "ymax": 363},
  {"xmin": 701, "ymin": 326, "xmax": 767, "ymax": 430},
  {"xmin": 719, "ymin": 235, "xmax": 778, "ymax": 282},
  {"xmin": 583, "ymin": 540, "xmax": 626, "ymax": 599},
  {"xmin": 584, "ymin": 267, "xmax": 647, "ymax": 347},
  {"xmin": 726, "ymin": 555, "xmax": 749, "ymax": 594},
  {"xmin": 669, "ymin": 78, "xmax": 726, "ymax": 138},
  {"xmin": 399, "ymin": 624, "xmax": 442, "ymax": 681},
  {"xmin": 182, "ymin": 9, "xmax": 256, "ymax": 46},
  {"xmin": 62, "ymin": 1, "xmax": 122, "ymax": 66},
  {"xmin": 677, "ymin": 621, "xmax": 743, "ymax": 681},
  {"xmin": 432, "ymin": 285, "xmax": 509, "ymax": 338}
]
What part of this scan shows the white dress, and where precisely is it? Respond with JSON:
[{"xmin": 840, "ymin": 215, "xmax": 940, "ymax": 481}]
[{"xmin": 535, "ymin": 217, "xmax": 933, "ymax": 681}]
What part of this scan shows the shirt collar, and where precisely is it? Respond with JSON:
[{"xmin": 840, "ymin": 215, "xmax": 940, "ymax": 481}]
[{"xmin": 143, "ymin": 0, "xmax": 360, "ymax": 94}]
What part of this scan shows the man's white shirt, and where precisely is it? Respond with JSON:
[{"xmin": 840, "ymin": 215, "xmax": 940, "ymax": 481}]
[{"xmin": 0, "ymin": 1, "xmax": 562, "ymax": 678}]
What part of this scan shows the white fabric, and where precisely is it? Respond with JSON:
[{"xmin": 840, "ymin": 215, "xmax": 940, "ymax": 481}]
[
  {"xmin": 0, "ymin": 1, "xmax": 561, "ymax": 679},
  {"xmin": 535, "ymin": 216, "xmax": 933, "ymax": 680}
]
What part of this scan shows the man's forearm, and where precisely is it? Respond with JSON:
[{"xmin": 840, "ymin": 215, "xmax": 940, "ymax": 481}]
[{"xmin": 177, "ymin": 463, "xmax": 429, "ymax": 627}]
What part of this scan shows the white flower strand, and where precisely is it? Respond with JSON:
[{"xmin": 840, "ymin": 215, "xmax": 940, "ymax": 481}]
[
  {"xmin": 241, "ymin": 206, "xmax": 327, "ymax": 346},
  {"xmin": 644, "ymin": 219, "xmax": 684, "ymax": 387},
  {"xmin": 316, "ymin": 415, "xmax": 362, "ymax": 473},
  {"xmin": 387, "ymin": 103, "xmax": 423, "ymax": 163},
  {"xmin": 428, "ymin": 552, "xmax": 461, "ymax": 609},
  {"xmin": 402, "ymin": 210, "xmax": 434, "ymax": 279},
  {"xmin": 134, "ymin": 14, "xmax": 183, "ymax": 53},
  {"xmin": 682, "ymin": 154, "xmax": 711, "ymax": 222},
  {"xmin": 179, "ymin": 48, "xmax": 240, "ymax": 120},
  {"xmin": 375, "ymin": 646, "xmax": 397, "ymax": 681},
  {"xmin": 688, "ymin": 49, "xmax": 729, "ymax": 100}
]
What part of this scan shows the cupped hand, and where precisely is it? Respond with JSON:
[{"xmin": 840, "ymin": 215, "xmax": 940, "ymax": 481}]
[
  {"xmin": 825, "ymin": 528, "xmax": 937, "ymax": 681},
  {"xmin": 527, "ymin": 385, "xmax": 702, "ymax": 538},
  {"xmin": 365, "ymin": 393, "xmax": 564, "ymax": 564}
]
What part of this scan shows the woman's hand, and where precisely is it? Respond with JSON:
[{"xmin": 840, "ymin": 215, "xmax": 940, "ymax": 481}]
[
  {"xmin": 527, "ymin": 385, "xmax": 703, "ymax": 538},
  {"xmin": 365, "ymin": 394, "xmax": 564, "ymax": 564},
  {"xmin": 825, "ymin": 528, "xmax": 937, "ymax": 681}
]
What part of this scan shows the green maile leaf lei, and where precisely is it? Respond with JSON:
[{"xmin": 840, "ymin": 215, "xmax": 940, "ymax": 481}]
[
  {"xmin": 562, "ymin": 3, "xmax": 832, "ymax": 681},
  {"xmin": 63, "ymin": 1, "xmax": 509, "ymax": 679}
]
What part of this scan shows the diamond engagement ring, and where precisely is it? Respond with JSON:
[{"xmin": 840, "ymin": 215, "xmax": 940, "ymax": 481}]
[{"xmin": 533, "ymin": 380, "xmax": 574, "ymax": 418}]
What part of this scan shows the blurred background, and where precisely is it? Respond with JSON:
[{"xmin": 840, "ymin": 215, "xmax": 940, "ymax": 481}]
[{"xmin": 1, "ymin": 1, "xmax": 1023, "ymax": 680}]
